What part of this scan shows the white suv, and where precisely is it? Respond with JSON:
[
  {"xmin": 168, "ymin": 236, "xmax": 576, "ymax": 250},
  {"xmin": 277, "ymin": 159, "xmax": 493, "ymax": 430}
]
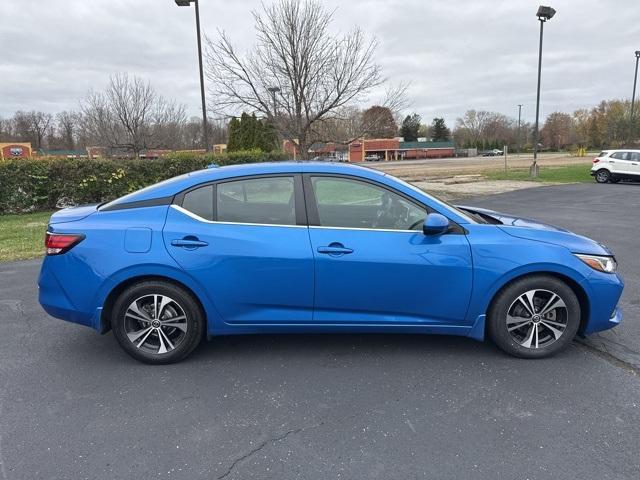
[{"xmin": 591, "ymin": 149, "xmax": 640, "ymax": 183}]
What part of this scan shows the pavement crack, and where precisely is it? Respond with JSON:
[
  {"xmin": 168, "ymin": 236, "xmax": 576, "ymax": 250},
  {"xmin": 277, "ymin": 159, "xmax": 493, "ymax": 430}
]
[
  {"xmin": 217, "ymin": 420, "xmax": 325, "ymax": 479},
  {"xmin": 576, "ymin": 339, "xmax": 640, "ymax": 376}
]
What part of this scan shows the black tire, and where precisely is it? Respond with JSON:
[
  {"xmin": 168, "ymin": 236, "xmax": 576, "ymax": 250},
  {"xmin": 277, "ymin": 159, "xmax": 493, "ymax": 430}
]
[
  {"xmin": 595, "ymin": 169, "xmax": 611, "ymax": 183},
  {"xmin": 487, "ymin": 275, "xmax": 580, "ymax": 359},
  {"xmin": 111, "ymin": 280, "xmax": 204, "ymax": 364}
]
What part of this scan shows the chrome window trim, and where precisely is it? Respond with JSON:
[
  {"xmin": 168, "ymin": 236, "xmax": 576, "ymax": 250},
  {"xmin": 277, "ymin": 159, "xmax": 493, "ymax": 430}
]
[
  {"xmin": 171, "ymin": 205, "xmax": 306, "ymax": 228},
  {"xmin": 308, "ymin": 225, "xmax": 420, "ymax": 234},
  {"xmin": 172, "ymin": 205, "xmax": 422, "ymax": 233}
]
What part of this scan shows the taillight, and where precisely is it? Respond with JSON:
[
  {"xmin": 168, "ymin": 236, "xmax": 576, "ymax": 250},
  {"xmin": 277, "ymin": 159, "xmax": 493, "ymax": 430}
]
[
  {"xmin": 45, "ymin": 232, "xmax": 85, "ymax": 255},
  {"xmin": 593, "ymin": 158, "xmax": 600, "ymax": 163}
]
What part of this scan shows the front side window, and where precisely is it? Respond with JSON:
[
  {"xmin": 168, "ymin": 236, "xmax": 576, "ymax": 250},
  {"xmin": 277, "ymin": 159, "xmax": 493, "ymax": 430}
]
[
  {"xmin": 182, "ymin": 185, "xmax": 214, "ymax": 220},
  {"xmin": 629, "ymin": 152, "xmax": 640, "ymax": 161},
  {"xmin": 311, "ymin": 176, "xmax": 426, "ymax": 230},
  {"xmin": 216, "ymin": 176, "xmax": 296, "ymax": 225}
]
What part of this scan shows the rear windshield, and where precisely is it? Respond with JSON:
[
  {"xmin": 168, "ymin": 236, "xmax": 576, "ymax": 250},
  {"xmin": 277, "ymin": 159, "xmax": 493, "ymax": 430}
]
[{"xmin": 598, "ymin": 151, "xmax": 610, "ymax": 157}]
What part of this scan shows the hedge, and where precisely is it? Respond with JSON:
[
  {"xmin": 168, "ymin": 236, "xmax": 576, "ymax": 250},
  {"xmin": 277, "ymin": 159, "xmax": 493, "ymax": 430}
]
[{"xmin": 0, "ymin": 150, "xmax": 291, "ymax": 214}]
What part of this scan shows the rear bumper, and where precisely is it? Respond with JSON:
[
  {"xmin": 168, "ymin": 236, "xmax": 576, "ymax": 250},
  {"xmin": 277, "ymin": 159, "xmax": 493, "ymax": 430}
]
[{"xmin": 38, "ymin": 260, "xmax": 96, "ymax": 330}]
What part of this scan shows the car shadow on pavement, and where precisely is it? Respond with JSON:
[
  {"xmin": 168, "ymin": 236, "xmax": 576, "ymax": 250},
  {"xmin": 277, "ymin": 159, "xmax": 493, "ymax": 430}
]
[{"xmin": 57, "ymin": 328, "xmax": 585, "ymax": 369}]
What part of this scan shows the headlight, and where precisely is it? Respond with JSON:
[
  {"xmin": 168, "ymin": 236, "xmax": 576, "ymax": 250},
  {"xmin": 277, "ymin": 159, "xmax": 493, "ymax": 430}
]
[{"xmin": 575, "ymin": 254, "xmax": 617, "ymax": 273}]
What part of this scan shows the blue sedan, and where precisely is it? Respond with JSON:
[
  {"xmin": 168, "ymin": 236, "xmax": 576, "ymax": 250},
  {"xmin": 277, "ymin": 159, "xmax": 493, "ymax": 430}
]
[{"xmin": 38, "ymin": 162, "xmax": 624, "ymax": 363}]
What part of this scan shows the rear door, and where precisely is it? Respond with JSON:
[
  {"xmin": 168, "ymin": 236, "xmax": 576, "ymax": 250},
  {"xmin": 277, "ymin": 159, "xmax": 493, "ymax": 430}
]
[
  {"xmin": 163, "ymin": 174, "xmax": 314, "ymax": 324},
  {"xmin": 304, "ymin": 174, "xmax": 473, "ymax": 326},
  {"xmin": 608, "ymin": 151, "xmax": 634, "ymax": 176}
]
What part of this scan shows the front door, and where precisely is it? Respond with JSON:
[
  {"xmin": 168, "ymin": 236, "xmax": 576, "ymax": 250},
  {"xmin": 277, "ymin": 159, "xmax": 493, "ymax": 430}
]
[
  {"xmin": 163, "ymin": 175, "xmax": 314, "ymax": 324},
  {"xmin": 304, "ymin": 175, "xmax": 473, "ymax": 326}
]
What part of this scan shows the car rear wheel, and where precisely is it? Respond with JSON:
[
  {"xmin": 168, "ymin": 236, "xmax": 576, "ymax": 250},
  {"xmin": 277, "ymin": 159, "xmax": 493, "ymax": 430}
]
[
  {"xmin": 488, "ymin": 275, "xmax": 580, "ymax": 359},
  {"xmin": 111, "ymin": 281, "xmax": 204, "ymax": 364},
  {"xmin": 595, "ymin": 169, "xmax": 611, "ymax": 183}
]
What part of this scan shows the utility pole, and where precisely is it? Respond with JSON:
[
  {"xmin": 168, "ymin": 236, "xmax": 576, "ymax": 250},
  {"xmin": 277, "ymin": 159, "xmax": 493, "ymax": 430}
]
[
  {"xmin": 629, "ymin": 51, "xmax": 640, "ymax": 144},
  {"xmin": 517, "ymin": 104, "xmax": 523, "ymax": 157},
  {"xmin": 531, "ymin": 6, "xmax": 556, "ymax": 177},
  {"xmin": 175, "ymin": 0, "xmax": 210, "ymax": 151}
]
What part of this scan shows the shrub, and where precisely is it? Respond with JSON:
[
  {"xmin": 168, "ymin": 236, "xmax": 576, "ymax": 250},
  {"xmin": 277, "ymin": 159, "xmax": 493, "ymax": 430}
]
[{"xmin": 0, "ymin": 150, "xmax": 290, "ymax": 214}]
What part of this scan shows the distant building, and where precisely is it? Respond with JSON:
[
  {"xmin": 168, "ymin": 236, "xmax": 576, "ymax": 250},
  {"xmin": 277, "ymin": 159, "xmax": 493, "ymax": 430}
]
[
  {"xmin": 39, "ymin": 149, "xmax": 89, "ymax": 158},
  {"xmin": 0, "ymin": 142, "xmax": 32, "ymax": 160},
  {"xmin": 309, "ymin": 142, "xmax": 349, "ymax": 161},
  {"xmin": 349, "ymin": 139, "xmax": 455, "ymax": 162}
]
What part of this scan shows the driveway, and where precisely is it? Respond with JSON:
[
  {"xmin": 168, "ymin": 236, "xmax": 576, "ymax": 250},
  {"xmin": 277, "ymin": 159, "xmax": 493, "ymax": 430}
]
[{"xmin": 0, "ymin": 182, "xmax": 639, "ymax": 479}]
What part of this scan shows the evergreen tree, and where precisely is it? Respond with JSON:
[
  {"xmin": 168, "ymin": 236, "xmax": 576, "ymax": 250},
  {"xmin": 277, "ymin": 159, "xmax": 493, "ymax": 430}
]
[
  {"xmin": 400, "ymin": 114, "xmax": 421, "ymax": 141},
  {"xmin": 227, "ymin": 117, "xmax": 242, "ymax": 151},
  {"xmin": 227, "ymin": 113, "xmax": 279, "ymax": 152},
  {"xmin": 431, "ymin": 117, "xmax": 451, "ymax": 141}
]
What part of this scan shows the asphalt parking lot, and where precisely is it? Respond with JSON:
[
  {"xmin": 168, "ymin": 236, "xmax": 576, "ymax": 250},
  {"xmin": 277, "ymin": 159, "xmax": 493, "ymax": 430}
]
[{"xmin": 0, "ymin": 182, "xmax": 639, "ymax": 480}]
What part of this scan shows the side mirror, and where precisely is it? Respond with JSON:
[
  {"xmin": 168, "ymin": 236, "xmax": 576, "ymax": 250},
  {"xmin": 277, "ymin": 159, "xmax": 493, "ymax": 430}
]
[{"xmin": 423, "ymin": 213, "xmax": 450, "ymax": 235}]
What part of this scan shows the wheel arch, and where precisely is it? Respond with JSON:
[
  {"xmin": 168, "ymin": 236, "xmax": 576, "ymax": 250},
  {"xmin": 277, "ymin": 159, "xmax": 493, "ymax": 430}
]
[
  {"xmin": 100, "ymin": 274, "xmax": 211, "ymax": 334},
  {"xmin": 485, "ymin": 270, "xmax": 590, "ymax": 336}
]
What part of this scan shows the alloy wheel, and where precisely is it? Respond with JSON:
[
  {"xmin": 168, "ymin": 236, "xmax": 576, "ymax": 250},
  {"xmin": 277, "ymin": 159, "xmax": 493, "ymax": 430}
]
[
  {"xmin": 506, "ymin": 289, "xmax": 568, "ymax": 349},
  {"xmin": 123, "ymin": 294, "xmax": 188, "ymax": 355},
  {"xmin": 596, "ymin": 170, "xmax": 610, "ymax": 183}
]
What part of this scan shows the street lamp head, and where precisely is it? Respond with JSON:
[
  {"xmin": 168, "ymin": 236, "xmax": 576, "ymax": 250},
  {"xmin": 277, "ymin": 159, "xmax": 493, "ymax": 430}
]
[
  {"xmin": 536, "ymin": 5, "xmax": 556, "ymax": 21},
  {"xmin": 268, "ymin": 86, "xmax": 281, "ymax": 93},
  {"xmin": 175, "ymin": 0, "xmax": 193, "ymax": 6},
  {"xmin": 635, "ymin": 51, "xmax": 640, "ymax": 58}
]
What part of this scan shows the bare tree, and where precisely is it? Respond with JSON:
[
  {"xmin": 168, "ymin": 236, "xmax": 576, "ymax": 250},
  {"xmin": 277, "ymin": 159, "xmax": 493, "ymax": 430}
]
[
  {"xmin": 0, "ymin": 116, "xmax": 13, "ymax": 142},
  {"xmin": 81, "ymin": 74, "xmax": 186, "ymax": 156},
  {"xmin": 56, "ymin": 111, "xmax": 78, "ymax": 150},
  {"xmin": 205, "ymin": 0, "xmax": 391, "ymax": 158},
  {"xmin": 12, "ymin": 110, "xmax": 53, "ymax": 149}
]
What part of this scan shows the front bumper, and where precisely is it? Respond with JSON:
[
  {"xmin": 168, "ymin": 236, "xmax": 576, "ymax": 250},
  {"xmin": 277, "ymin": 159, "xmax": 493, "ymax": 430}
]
[{"xmin": 580, "ymin": 272, "xmax": 624, "ymax": 335}]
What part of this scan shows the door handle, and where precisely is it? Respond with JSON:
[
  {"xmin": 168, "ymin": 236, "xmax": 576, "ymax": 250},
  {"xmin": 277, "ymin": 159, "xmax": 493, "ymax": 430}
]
[
  {"xmin": 632, "ymin": 163, "xmax": 638, "ymax": 165},
  {"xmin": 317, "ymin": 243, "xmax": 353, "ymax": 256},
  {"xmin": 171, "ymin": 237, "xmax": 209, "ymax": 248}
]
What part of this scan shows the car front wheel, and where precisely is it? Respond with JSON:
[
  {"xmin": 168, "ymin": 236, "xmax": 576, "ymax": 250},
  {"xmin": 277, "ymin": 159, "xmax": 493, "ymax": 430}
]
[
  {"xmin": 111, "ymin": 281, "xmax": 204, "ymax": 364},
  {"xmin": 595, "ymin": 169, "xmax": 611, "ymax": 183},
  {"xmin": 488, "ymin": 275, "xmax": 581, "ymax": 358}
]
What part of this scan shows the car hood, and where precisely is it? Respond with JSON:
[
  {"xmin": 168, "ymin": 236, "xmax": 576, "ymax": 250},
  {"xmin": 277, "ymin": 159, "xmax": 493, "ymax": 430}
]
[{"xmin": 457, "ymin": 205, "xmax": 613, "ymax": 256}]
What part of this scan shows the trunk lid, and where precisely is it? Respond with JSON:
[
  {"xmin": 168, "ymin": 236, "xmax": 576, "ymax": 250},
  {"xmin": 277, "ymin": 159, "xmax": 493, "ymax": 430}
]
[{"xmin": 48, "ymin": 204, "xmax": 99, "ymax": 224}]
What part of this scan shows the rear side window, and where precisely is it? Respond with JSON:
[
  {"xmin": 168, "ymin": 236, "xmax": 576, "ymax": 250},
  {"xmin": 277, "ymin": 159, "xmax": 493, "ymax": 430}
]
[
  {"xmin": 182, "ymin": 185, "xmax": 214, "ymax": 220},
  {"xmin": 629, "ymin": 152, "xmax": 640, "ymax": 161},
  {"xmin": 216, "ymin": 177, "xmax": 296, "ymax": 225},
  {"xmin": 610, "ymin": 152, "xmax": 629, "ymax": 160}
]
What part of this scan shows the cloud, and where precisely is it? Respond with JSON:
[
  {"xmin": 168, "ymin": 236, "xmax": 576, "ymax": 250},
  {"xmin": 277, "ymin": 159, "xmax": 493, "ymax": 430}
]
[{"xmin": 1, "ymin": 0, "xmax": 639, "ymax": 127}]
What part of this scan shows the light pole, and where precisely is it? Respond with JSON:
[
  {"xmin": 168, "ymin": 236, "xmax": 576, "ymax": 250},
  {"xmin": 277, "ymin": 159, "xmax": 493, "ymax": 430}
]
[
  {"xmin": 267, "ymin": 86, "xmax": 280, "ymax": 116},
  {"xmin": 175, "ymin": 0, "xmax": 209, "ymax": 152},
  {"xmin": 517, "ymin": 104, "xmax": 523, "ymax": 156},
  {"xmin": 531, "ymin": 5, "xmax": 556, "ymax": 177},
  {"xmin": 630, "ymin": 51, "xmax": 640, "ymax": 144}
]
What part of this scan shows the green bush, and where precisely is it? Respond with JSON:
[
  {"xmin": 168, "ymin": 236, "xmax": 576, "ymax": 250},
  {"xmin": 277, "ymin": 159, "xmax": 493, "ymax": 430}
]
[{"xmin": 0, "ymin": 150, "xmax": 290, "ymax": 214}]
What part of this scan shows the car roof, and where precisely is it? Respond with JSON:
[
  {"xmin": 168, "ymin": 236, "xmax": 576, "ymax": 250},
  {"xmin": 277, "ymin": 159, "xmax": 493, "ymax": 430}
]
[
  {"xmin": 101, "ymin": 161, "xmax": 388, "ymax": 206},
  {"xmin": 601, "ymin": 149, "xmax": 640, "ymax": 152}
]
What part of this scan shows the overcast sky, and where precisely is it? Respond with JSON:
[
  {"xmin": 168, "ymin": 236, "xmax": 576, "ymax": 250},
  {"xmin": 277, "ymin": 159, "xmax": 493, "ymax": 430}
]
[{"xmin": 1, "ymin": 0, "xmax": 639, "ymax": 127}]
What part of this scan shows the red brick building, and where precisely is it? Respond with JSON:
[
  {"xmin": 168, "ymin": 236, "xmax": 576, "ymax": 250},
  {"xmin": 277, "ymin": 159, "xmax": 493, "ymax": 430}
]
[{"xmin": 348, "ymin": 139, "xmax": 455, "ymax": 162}]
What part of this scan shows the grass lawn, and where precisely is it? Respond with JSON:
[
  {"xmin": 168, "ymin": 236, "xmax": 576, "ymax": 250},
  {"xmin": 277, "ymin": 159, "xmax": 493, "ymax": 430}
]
[
  {"xmin": 484, "ymin": 163, "xmax": 593, "ymax": 183},
  {"xmin": 0, "ymin": 211, "xmax": 53, "ymax": 262}
]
